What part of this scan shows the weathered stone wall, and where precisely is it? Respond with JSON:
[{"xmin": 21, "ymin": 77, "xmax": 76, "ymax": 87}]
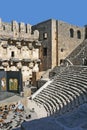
[
  {"xmin": 0, "ymin": 19, "xmax": 31, "ymax": 34},
  {"xmin": 33, "ymin": 19, "xmax": 85, "ymax": 70},
  {"xmin": 57, "ymin": 20, "xmax": 85, "ymax": 65},
  {"xmin": 0, "ymin": 18, "xmax": 87, "ymax": 85},
  {"xmin": 0, "ymin": 18, "xmax": 41, "ymax": 83},
  {"xmin": 51, "ymin": 19, "xmax": 58, "ymax": 68},
  {"xmin": 32, "ymin": 20, "xmax": 52, "ymax": 71}
]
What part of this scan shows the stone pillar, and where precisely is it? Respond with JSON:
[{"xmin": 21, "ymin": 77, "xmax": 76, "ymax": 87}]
[
  {"xmin": 33, "ymin": 30, "xmax": 39, "ymax": 38},
  {"xmin": 0, "ymin": 18, "xmax": 2, "ymax": 30},
  {"xmin": 26, "ymin": 24, "xmax": 31, "ymax": 34},
  {"xmin": 17, "ymin": 62, "xmax": 22, "ymax": 69},
  {"xmin": 12, "ymin": 21, "xmax": 19, "ymax": 32},
  {"xmin": 39, "ymin": 46, "xmax": 43, "ymax": 71},
  {"xmin": 19, "ymin": 22, "xmax": 26, "ymax": 33},
  {"xmin": 32, "ymin": 63, "xmax": 39, "ymax": 72}
]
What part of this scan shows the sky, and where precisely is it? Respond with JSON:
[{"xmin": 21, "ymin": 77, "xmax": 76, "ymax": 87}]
[{"xmin": 0, "ymin": 0, "xmax": 87, "ymax": 26}]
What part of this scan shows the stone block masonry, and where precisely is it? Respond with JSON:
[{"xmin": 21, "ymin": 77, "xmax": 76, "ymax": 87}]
[{"xmin": 0, "ymin": 18, "xmax": 87, "ymax": 87}]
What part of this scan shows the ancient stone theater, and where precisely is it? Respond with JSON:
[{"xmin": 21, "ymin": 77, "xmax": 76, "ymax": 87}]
[
  {"xmin": 0, "ymin": 18, "xmax": 87, "ymax": 87},
  {"xmin": 1, "ymin": 18, "xmax": 87, "ymax": 130}
]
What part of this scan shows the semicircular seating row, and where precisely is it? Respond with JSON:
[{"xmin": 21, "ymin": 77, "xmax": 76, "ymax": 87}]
[{"xmin": 33, "ymin": 66, "xmax": 87, "ymax": 116}]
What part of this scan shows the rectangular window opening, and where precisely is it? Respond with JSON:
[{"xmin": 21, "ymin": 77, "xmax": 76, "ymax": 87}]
[
  {"xmin": 43, "ymin": 48, "xmax": 47, "ymax": 56},
  {"xmin": 43, "ymin": 33, "xmax": 48, "ymax": 39}
]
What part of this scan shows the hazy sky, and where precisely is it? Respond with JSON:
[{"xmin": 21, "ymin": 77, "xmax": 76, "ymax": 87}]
[{"xmin": 0, "ymin": 0, "xmax": 87, "ymax": 26}]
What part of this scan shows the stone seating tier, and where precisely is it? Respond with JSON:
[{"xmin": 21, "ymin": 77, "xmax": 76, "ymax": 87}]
[{"xmin": 32, "ymin": 66, "xmax": 87, "ymax": 116}]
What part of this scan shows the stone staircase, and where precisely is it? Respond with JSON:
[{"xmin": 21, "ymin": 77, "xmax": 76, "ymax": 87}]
[{"xmin": 66, "ymin": 39, "xmax": 87, "ymax": 65}]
